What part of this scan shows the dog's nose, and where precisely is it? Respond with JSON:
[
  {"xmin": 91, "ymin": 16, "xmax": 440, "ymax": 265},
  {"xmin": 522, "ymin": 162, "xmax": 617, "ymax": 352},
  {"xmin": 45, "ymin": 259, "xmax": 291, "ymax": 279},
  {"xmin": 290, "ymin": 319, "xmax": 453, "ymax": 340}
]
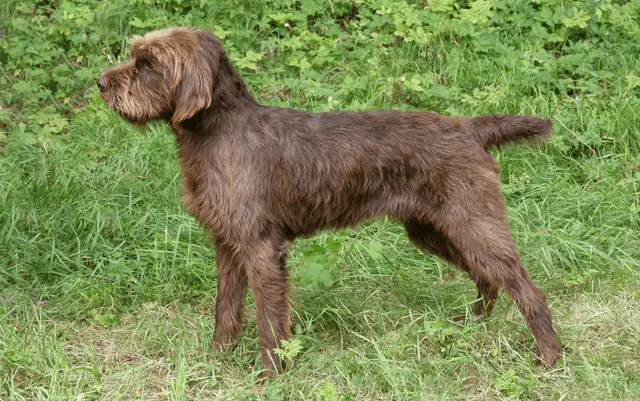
[{"xmin": 96, "ymin": 77, "xmax": 109, "ymax": 92}]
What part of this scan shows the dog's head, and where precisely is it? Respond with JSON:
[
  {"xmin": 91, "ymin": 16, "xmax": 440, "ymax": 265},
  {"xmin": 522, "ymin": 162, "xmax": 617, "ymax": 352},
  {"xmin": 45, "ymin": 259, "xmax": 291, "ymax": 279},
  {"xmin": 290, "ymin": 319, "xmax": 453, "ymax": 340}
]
[{"xmin": 97, "ymin": 27, "xmax": 223, "ymax": 125}]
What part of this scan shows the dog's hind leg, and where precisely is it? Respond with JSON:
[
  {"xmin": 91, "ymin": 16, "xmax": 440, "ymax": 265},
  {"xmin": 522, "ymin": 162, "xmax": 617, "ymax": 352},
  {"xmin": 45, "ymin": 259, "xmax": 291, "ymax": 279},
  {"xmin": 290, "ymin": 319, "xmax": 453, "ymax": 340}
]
[
  {"xmin": 403, "ymin": 219, "xmax": 499, "ymax": 317},
  {"xmin": 428, "ymin": 185, "xmax": 560, "ymax": 366}
]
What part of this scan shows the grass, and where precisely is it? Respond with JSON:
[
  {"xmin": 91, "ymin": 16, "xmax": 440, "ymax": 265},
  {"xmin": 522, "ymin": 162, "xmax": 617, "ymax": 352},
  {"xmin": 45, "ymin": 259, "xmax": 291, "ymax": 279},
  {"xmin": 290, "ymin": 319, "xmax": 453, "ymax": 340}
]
[{"xmin": 1, "ymin": 0, "xmax": 640, "ymax": 399}]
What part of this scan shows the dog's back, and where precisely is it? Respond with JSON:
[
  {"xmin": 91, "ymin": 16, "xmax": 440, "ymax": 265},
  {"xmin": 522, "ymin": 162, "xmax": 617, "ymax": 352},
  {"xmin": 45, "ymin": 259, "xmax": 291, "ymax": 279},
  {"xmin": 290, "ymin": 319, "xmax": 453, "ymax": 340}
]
[{"xmin": 214, "ymin": 106, "xmax": 552, "ymax": 237}]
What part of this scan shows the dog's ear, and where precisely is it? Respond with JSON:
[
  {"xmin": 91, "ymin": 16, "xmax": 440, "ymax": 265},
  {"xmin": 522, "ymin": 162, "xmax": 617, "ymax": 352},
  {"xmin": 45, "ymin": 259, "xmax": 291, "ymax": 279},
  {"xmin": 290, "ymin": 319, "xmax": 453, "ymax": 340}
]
[{"xmin": 171, "ymin": 30, "xmax": 221, "ymax": 125}]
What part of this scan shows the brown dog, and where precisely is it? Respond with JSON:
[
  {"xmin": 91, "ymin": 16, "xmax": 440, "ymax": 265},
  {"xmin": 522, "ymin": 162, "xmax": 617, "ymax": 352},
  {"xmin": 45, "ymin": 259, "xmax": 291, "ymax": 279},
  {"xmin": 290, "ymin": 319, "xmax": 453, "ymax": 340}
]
[{"xmin": 98, "ymin": 27, "xmax": 561, "ymax": 375}]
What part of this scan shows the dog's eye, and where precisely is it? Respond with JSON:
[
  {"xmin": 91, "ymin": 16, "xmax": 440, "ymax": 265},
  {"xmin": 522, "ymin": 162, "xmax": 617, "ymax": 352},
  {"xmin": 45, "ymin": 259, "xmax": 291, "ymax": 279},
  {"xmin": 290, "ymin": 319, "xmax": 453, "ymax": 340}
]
[{"xmin": 136, "ymin": 60, "xmax": 153, "ymax": 71}]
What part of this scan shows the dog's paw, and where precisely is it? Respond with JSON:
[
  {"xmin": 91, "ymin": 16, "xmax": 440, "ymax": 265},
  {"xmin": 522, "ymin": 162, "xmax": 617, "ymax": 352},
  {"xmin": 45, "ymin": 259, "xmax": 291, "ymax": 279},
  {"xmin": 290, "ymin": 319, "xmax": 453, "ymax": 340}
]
[
  {"xmin": 536, "ymin": 349, "xmax": 562, "ymax": 368},
  {"xmin": 212, "ymin": 335, "xmax": 237, "ymax": 351},
  {"xmin": 257, "ymin": 368, "xmax": 275, "ymax": 382},
  {"xmin": 452, "ymin": 313, "xmax": 484, "ymax": 324}
]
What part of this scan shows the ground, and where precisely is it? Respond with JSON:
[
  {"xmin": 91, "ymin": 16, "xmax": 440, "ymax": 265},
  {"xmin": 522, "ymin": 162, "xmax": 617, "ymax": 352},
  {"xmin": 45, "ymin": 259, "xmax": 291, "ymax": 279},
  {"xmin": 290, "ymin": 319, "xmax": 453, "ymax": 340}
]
[{"xmin": 1, "ymin": 1, "xmax": 639, "ymax": 400}]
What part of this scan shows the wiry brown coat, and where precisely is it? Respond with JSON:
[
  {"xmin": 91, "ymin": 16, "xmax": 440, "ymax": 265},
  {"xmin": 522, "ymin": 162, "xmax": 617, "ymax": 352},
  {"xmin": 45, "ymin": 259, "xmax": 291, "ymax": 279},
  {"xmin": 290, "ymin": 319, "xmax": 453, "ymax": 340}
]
[{"xmin": 98, "ymin": 27, "xmax": 561, "ymax": 376}]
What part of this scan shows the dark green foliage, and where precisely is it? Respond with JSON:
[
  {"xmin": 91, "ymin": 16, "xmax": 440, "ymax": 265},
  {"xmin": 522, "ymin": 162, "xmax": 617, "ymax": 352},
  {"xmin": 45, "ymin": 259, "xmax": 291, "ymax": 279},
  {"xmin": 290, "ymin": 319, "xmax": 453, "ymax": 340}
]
[{"xmin": 1, "ymin": 1, "xmax": 639, "ymax": 399}]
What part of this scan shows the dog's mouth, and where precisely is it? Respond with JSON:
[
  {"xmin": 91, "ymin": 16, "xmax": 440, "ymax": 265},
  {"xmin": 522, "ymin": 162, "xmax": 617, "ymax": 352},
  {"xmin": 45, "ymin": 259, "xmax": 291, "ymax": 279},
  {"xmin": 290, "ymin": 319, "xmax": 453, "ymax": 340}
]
[
  {"xmin": 99, "ymin": 84, "xmax": 173, "ymax": 127},
  {"xmin": 98, "ymin": 92, "xmax": 149, "ymax": 126}
]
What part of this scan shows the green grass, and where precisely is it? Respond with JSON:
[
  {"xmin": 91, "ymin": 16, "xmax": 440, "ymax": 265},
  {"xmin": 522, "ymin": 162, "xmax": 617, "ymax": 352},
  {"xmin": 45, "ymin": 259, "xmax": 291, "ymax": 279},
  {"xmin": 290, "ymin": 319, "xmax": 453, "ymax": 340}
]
[{"xmin": 1, "ymin": 0, "xmax": 640, "ymax": 399}]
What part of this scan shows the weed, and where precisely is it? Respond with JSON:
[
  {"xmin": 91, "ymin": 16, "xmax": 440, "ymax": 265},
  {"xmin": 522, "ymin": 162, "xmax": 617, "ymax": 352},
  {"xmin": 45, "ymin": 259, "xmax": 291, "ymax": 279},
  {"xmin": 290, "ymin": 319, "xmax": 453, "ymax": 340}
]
[{"xmin": 1, "ymin": 0, "xmax": 639, "ymax": 399}]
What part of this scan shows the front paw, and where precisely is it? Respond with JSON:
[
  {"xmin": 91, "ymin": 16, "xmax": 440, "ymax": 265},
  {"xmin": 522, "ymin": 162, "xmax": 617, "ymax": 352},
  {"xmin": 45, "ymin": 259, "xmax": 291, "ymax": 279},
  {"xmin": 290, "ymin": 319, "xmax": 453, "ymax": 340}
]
[{"xmin": 212, "ymin": 333, "xmax": 237, "ymax": 351}]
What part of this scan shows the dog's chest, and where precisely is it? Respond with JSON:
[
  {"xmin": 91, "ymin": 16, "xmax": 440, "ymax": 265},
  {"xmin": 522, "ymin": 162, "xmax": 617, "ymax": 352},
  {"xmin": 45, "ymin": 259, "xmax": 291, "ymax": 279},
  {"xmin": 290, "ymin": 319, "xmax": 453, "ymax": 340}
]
[
  {"xmin": 177, "ymin": 140, "xmax": 249, "ymax": 236},
  {"xmin": 177, "ymin": 141, "xmax": 219, "ymax": 220}
]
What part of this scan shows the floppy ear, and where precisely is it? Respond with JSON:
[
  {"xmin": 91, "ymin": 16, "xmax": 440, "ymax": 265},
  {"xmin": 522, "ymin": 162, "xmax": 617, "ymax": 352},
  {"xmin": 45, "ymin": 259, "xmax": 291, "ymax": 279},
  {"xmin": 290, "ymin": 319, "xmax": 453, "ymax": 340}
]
[{"xmin": 171, "ymin": 31, "xmax": 220, "ymax": 125}]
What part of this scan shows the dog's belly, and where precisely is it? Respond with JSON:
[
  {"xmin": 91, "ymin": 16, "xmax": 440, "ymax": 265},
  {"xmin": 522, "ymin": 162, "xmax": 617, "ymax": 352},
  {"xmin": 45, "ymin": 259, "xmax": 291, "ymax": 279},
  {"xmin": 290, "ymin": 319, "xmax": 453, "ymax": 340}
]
[{"xmin": 276, "ymin": 188, "xmax": 434, "ymax": 238}]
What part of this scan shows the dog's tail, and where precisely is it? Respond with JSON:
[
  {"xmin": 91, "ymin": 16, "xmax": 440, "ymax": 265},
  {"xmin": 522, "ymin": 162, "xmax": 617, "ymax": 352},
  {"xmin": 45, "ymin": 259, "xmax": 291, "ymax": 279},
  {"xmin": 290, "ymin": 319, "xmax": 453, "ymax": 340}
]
[{"xmin": 465, "ymin": 114, "xmax": 553, "ymax": 150}]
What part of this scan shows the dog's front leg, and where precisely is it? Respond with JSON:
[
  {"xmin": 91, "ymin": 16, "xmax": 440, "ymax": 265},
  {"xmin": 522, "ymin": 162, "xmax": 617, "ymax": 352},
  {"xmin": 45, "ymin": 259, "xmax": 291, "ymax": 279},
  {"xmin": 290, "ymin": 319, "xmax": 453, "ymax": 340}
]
[
  {"xmin": 213, "ymin": 238, "xmax": 247, "ymax": 349},
  {"xmin": 239, "ymin": 239, "xmax": 291, "ymax": 377}
]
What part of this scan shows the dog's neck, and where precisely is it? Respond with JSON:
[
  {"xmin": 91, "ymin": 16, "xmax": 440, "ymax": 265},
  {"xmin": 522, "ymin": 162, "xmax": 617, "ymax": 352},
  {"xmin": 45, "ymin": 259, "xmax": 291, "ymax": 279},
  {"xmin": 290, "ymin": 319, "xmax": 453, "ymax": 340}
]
[
  {"xmin": 212, "ymin": 55, "xmax": 257, "ymax": 110},
  {"xmin": 172, "ymin": 56, "xmax": 257, "ymax": 138}
]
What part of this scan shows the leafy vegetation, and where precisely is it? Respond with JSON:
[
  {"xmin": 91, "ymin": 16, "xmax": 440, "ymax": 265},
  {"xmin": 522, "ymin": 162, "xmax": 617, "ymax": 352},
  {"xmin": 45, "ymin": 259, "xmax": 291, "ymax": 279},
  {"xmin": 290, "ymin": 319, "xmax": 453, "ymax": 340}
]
[{"xmin": 1, "ymin": 0, "xmax": 639, "ymax": 399}]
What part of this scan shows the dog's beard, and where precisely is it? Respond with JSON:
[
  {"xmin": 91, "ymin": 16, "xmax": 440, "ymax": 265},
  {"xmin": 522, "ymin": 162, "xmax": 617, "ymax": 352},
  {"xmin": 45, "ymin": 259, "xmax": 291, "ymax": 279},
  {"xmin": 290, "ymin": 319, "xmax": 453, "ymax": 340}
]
[
  {"xmin": 102, "ymin": 91, "xmax": 160, "ymax": 126},
  {"xmin": 107, "ymin": 101, "xmax": 148, "ymax": 125},
  {"xmin": 119, "ymin": 110, "xmax": 149, "ymax": 126},
  {"xmin": 100, "ymin": 71, "xmax": 174, "ymax": 126}
]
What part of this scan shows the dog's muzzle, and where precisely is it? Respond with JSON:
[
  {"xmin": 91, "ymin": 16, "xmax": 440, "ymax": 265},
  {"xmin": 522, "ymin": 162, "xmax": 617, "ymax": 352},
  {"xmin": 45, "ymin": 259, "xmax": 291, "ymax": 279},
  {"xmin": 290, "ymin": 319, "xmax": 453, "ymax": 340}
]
[{"xmin": 96, "ymin": 76, "xmax": 109, "ymax": 92}]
